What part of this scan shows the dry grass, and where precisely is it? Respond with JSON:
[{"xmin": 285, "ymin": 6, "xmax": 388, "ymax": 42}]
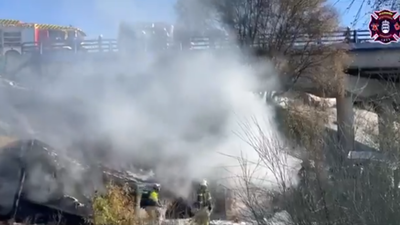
[
  {"xmin": 280, "ymin": 101, "xmax": 329, "ymax": 150},
  {"xmin": 1, "ymin": 183, "xmax": 154, "ymax": 225},
  {"xmin": 92, "ymin": 183, "xmax": 149, "ymax": 225}
]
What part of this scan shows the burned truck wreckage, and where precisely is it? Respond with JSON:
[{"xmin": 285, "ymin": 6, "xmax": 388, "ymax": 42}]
[{"xmin": 0, "ymin": 139, "xmax": 196, "ymax": 224}]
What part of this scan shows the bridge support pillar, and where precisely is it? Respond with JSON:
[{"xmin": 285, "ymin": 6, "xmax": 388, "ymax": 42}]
[
  {"xmin": 336, "ymin": 93, "xmax": 354, "ymax": 154},
  {"xmin": 376, "ymin": 99, "xmax": 394, "ymax": 152}
]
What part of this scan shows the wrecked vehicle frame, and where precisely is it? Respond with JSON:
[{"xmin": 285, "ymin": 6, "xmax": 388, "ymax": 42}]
[{"xmin": 0, "ymin": 139, "xmax": 195, "ymax": 224}]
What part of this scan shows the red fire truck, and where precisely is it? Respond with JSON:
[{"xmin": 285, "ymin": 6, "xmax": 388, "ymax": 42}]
[{"xmin": 0, "ymin": 19, "xmax": 86, "ymax": 57}]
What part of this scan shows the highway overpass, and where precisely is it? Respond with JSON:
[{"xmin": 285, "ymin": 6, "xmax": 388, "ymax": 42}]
[
  {"xmin": 11, "ymin": 29, "xmax": 400, "ymax": 73},
  {"xmin": 5, "ymin": 29, "xmax": 400, "ymax": 155}
]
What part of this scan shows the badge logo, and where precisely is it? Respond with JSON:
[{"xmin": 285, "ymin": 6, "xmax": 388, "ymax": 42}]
[{"xmin": 369, "ymin": 9, "xmax": 400, "ymax": 44}]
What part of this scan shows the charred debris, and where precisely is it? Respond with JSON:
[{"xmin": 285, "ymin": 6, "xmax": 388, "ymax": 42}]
[{"xmin": 0, "ymin": 138, "xmax": 187, "ymax": 224}]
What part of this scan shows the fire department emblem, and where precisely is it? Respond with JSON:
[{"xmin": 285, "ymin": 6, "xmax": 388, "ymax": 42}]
[{"xmin": 369, "ymin": 9, "xmax": 400, "ymax": 44}]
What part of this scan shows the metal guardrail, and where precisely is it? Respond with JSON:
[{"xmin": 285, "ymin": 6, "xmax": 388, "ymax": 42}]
[
  {"xmin": 349, "ymin": 29, "xmax": 374, "ymax": 43},
  {"xmin": 21, "ymin": 39, "xmax": 118, "ymax": 54},
  {"xmin": 20, "ymin": 29, "xmax": 376, "ymax": 54},
  {"xmin": 188, "ymin": 29, "xmax": 375, "ymax": 49}
]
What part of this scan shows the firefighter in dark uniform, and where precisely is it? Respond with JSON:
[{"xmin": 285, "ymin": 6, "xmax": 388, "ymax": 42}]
[{"xmin": 192, "ymin": 180, "xmax": 213, "ymax": 225}]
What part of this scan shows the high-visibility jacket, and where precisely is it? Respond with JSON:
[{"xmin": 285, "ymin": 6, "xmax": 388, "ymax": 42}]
[
  {"xmin": 149, "ymin": 190, "xmax": 158, "ymax": 201},
  {"xmin": 148, "ymin": 190, "xmax": 160, "ymax": 206}
]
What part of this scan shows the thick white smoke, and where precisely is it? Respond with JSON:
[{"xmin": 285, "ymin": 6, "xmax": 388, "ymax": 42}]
[
  {"xmin": 28, "ymin": 49, "xmax": 300, "ymax": 198},
  {"xmin": 0, "ymin": 1, "xmax": 302, "ymax": 204}
]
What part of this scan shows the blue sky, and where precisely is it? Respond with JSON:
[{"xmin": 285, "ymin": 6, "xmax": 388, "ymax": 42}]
[
  {"xmin": 0, "ymin": 0, "xmax": 382, "ymax": 38},
  {"xmin": 334, "ymin": 0, "xmax": 373, "ymax": 28},
  {"xmin": 0, "ymin": 0, "xmax": 176, "ymax": 37}
]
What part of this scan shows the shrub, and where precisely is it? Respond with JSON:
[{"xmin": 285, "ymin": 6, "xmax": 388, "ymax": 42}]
[{"xmin": 92, "ymin": 183, "xmax": 141, "ymax": 225}]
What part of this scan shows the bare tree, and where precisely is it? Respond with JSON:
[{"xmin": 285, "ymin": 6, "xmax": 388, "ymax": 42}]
[
  {"xmin": 228, "ymin": 85, "xmax": 400, "ymax": 225},
  {"xmin": 174, "ymin": 1, "xmax": 400, "ymax": 224},
  {"xmin": 175, "ymin": 0, "xmax": 347, "ymax": 96},
  {"xmin": 278, "ymin": 92, "xmax": 400, "ymax": 224},
  {"xmin": 225, "ymin": 99, "xmax": 334, "ymax": 225},
  {"xmin": 345, "ymin": 0, "xmax": 400, "ymax": 25}
]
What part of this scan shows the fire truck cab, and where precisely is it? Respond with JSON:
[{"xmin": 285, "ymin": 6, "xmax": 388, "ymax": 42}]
[{"xmin": 0, "ymin": 19, "xmax": 86, "ymax": 58}]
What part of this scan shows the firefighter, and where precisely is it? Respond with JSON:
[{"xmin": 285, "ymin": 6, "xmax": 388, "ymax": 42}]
[
  {"xmin": 192, "ymin": 179, "xmax": 213, "ymax": 225},
  {"xmin": 145, "ymin": 183, "xmax": 163, "ymax": 225}
]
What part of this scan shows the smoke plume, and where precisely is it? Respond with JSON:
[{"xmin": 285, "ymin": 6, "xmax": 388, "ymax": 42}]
[{"xmin": 0, "ymin": 1, "xmax": 302, "ymax": 203}]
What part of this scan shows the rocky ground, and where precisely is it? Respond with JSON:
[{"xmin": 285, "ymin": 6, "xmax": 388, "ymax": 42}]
[
  {"xmin": 275, "ymin": 92, "xmax": 380, "ymax": 151},
  {"xmin": 161, "ymin": 210, "xmax": 290, "ymax": 225}
]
